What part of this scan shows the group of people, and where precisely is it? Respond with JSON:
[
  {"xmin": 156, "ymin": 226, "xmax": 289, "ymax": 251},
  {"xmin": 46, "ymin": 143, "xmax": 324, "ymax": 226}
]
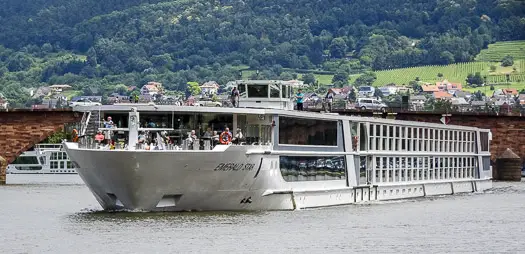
[
  {"xmin": 94, "ymin": 116, "xmax": 117, "ymax": 145},
  {"xmin": 295, "ymin": 88, "xmax": 334, "ymax": 112},
  {"xmin": 186, "ymin": 127, "xmax": 244, "ymax": 147}
]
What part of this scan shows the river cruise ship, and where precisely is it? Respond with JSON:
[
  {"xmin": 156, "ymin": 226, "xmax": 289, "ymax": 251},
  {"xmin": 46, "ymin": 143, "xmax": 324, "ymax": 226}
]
[
  {"xmin": 7, "ymin": 144, "xmax": 76, "ymax": 174},
  {"xmin": 64, "ymin": 80, "xmax": 493, "ymax": 211}
]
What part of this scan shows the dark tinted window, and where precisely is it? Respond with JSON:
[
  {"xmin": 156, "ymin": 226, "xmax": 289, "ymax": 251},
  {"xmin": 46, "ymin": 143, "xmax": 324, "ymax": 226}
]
[
  {"xmin": 12, "ymin": 156, "xmax": 39, "ymax": 164},
  {"xmin": 247, "ymin": 85, "xmax": 268, "ymax": 98},
  {"xmin": 279, "ymin": 117, "xmax": 338, "ymax": 146},
  {"xmin": 280, "ymin": 156, "xmax": 346, "ymax": 182}
]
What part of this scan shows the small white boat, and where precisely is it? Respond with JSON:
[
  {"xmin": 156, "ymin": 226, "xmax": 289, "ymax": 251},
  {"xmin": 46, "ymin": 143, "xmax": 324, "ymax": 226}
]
[{"xmin": 7, "ymin": 144, "xmax": 77, "ymax": 174}]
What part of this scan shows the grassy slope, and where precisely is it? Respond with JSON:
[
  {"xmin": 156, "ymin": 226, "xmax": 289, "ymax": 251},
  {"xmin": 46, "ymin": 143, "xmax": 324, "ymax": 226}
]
[
  {"xmin": 296, "ymin": 41, "xmax": 525, "ymax": 89},
  {"xmin": 475, "ymin": 41, "xmax": 525, "ymax": 61}
]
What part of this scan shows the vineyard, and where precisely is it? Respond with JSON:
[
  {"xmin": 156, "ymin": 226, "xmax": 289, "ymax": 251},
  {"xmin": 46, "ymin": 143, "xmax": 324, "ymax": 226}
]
[
  {"xmin": 373, "ymin": 62, "xmax": 492, "ymax": 86},
  {"xmin": 475, "ymin": 41, "xmax": 525, "ymax": 61}
]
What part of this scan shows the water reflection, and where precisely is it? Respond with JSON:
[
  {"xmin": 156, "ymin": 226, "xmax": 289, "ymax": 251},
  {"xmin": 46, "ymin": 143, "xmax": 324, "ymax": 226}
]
[{"xmin": 280, "ymin": 156, "xmax": 346, "ymax": 181}]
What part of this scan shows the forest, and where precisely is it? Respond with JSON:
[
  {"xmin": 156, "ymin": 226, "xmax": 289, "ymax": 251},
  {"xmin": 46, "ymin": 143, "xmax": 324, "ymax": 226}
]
[{"xmin": 0, "ymin": 0, "xmax": 524, "ymax": 106}]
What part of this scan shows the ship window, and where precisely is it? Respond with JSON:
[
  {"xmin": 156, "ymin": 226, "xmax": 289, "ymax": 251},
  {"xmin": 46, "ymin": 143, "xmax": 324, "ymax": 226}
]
[
  {"xmin": 51, "ymin": 153, "xmax": 58, "ymax": 160},
  {"xmin": 60, "ymin": 161, "xmax": 65, "ymax": 169},
  {"xmin": 11, "ymin": 156, "xmax": 39, "ymax": 165},
  {"xmin": 50, "ymin": 161, "xmax": 59, "ymax": 169},
  {"xmin": 480, "ymin": 132, "xmax": 489, "ymax": 152},
  {"xmin": 67, "ymin": 161, "xmax": 73, "ymax": 168},
  {"xmin": 270, "ymin": 84, "xmax": 281, "ymax": 98},
  {"xmin": 247, "ymin": 85, "xmax": 268, "ymax": 98},
  {"xmin": 279, "ymin": 117, "xmax": 338, "ymax": 146},
  {"xmin": 238, "ymin": 84, "xmax": 247, "ymax": 98},
  {"xmin": 279, "ymin": 156, "xmax": 346, "ymax": 182}
]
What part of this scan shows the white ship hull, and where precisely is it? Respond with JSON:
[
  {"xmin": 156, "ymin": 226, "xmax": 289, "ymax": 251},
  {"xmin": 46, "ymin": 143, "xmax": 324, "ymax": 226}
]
[{"xmin": 64, "ymin": 142, "xmax": 491, "ymax": 211}]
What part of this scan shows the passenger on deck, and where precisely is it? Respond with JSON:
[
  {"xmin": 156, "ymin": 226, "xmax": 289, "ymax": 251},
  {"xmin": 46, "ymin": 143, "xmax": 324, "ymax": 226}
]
[
  {"xmin": 186, "ymin": 130, "xmax": 198, "ymax": 146},
  {"xmin": 231, "ymin": 87, "xmax": 240, "ymax": 107},
  {"xmin": 203, "ymin": 128, "xmax": 213, "ymax": 139},
  {"xmin": 296, "ymin": 89, "xmax": 304, "ymax": 111},
  {"xmin": 95, "ymin": 131, "xmax": 105, "ymax": 143},
  {"xmin": 325, "ymin": 89, "xmax": 334, "ymax": 112},
  {"xmin": 147, "ymin": 119, "xmax": 156, "ymax": 128},
  {"xmin": 232, "ymin": 128, "xmax": 243, "ymax": 144},
  {"xmin": 104, "ymin": 116, "xmax": 114, "ymax": 128}
]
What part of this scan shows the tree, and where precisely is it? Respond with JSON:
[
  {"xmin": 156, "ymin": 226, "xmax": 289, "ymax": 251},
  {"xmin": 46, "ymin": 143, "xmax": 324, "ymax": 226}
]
[
  {"xmin": 301, "ymin": 73, "xmax": 316, "ymax": 85},
  {"xmin": 328, "ymin": 37, "xmax": 348, "ymax": 59},
  {"xmin": 466, "ymin": 72, "xmax": 483, "ymax": 86},
  {"xmin": 354, "ymin": 72, "xmax": 377, "ymax": 87},
  {"xmin": 186, "ymin": 81, "xmax": 201, "ymax": 96},
  {"xmin": 437, "ymin": 73, "xmax": 443, "ymax": 79},
  {"xmin": 332, "ymin": 72, "xmax": 349, "ymax": 86},
  {"xmin": 501, "ymin": 55, "xmax": 514, "ymax": 67},
  {"xmin": 490, "ymin": 65, "xmax": 497, "ymax": 72},
  {"xmin": 409, "ymin": 80, "xmax": 423, "ymax": 93}
]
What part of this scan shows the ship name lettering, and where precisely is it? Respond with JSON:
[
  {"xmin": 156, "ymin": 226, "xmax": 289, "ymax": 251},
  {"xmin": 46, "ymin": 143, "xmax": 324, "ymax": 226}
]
[{"xmin": 214, "ymin": 163, "xmax": 255, "ymax": 171}]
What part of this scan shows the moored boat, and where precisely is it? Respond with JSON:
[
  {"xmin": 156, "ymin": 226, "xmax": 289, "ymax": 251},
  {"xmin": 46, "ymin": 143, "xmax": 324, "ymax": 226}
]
[
  {"xmin": 64, "ymin": 80, "xmax": 493, "ymax": 211},
  {"xmin": 7, "ymin": 144, "xmax": 77, "ymax": 174}
]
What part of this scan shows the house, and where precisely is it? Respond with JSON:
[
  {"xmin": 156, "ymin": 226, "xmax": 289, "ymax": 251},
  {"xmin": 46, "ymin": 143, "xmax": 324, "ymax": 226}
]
[
  {"xmin": 502, "ymin": 88, "xmax": 518, "ymax": 96},
  {"xmin": 32, "ymin": 87, "xmax": 52, "ymax": 98},
  {"xmin": 0, "ymin": 97, "xmax": 8, "ymax": 109},
  {"xmin": 433, "ymin": 91, "xmax": 453, "ymax": 100},
  {"xmin": 379, "ymin": 86, "xmax": 398, "ymax": 96},
  {"xmin": 49, "ymin": 84, "xmax": 72, "ymax": 93},
  {"xmin": 451, "ymin": 98, "xmax": 469, "ymax": 112},
  {"xmin": 409, "ymin": 95, "xmax": 426, "ymax": 111},
  {"xmin": 200, "ymin": 81, "xmax": 220, "ymax": 95},
  {"xmin": 72, "ymin": 96, "xmax": 102, "ymax": 102},
  {"xmin": 422, "ymin": 84, "xmax": 439, "ymax": 94},
  {"xmin": 434, "ymin": 80, "xmax": 462, "ymax": 94},
  {"xmin": 446, "ymin": 82, "xmax": 462, "ymax": 93},
  {"xmin": 140, "ymin": 82, "xmax": 163, "ymax": 96}
]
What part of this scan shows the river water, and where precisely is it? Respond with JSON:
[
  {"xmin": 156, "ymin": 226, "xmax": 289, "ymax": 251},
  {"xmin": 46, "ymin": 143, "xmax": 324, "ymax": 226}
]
[{"xmin": 1, "ymin": 175, "xmax": 524, "ymax": 254}]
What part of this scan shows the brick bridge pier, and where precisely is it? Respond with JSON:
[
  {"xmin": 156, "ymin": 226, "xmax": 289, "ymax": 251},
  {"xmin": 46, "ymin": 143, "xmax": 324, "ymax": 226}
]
[
  {"xmin": 0, "ymin": 108, "xmax": 524, "ymax": 184},
  {"xmin": 0, "ymin": 109, "xmax": 81, "ymax": 184}
]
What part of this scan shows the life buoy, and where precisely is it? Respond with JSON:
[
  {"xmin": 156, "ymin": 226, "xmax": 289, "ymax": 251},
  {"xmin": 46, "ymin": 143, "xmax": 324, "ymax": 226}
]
[
  {"xmin": 219, "ymin": 132, "xmax": 232, "ymax": 144},
  {"xmin": 72, "ymin": 129, "xmax": 79, "ymax": 142}
]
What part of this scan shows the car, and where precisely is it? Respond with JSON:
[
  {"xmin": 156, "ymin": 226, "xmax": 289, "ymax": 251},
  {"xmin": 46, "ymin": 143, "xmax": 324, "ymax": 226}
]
[
  {"xmin": 69, "ymin": 99, "xmax": 101, "ymax": 107},
  {"xmin": 355, "ymin": 98, "xmax": 387, "ymax": 110},
  {"xmin": 195, "ymin": 99, "xmax": 222, "ymax": 107}
]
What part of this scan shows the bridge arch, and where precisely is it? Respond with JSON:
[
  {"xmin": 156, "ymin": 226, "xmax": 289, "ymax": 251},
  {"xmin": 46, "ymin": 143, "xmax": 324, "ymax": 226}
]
[{"xmin": 0, "ymin": 109, "xmax": 81, "ymax": 184}]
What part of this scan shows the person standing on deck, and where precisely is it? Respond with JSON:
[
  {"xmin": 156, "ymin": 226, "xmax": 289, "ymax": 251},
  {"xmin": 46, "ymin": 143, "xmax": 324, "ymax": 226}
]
[
  {"xmin": 325, "ymin": 88, "xmax": 334, "ymax": 112},
  {"xmin": 296, "ymin": 89, "xmax": 304, "ymax": 111},
  {"xmin": 231, "ymin": 87, "xmax": 240, "ymax": 107}
]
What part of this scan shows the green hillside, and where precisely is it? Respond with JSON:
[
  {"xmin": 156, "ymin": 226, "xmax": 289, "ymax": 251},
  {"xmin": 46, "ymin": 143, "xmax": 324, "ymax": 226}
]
[
  {"xmin": 0, "ymin": 0, "xmax": 525, "ymax": 107},
  {"xmin": 475, "ymin": 41, "xmax": 525, "ymax": 61}
]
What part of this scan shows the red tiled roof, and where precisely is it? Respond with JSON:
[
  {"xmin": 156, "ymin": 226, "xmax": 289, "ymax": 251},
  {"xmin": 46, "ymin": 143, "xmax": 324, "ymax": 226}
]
[
  {"xmin": 503, "ymin": 88, "xmax": 518, "ymax": 95},
  {"xmin": 433, "ymin": 91, "xmax": 453, "ymax": 99},
  {"xmin": 422, "ymin": 85, "xmax": 439, "ymax": 92}
]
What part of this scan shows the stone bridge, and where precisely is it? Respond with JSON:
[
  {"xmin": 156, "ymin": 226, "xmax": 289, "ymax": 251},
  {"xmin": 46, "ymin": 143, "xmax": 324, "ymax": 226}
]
[
  {"xmin": 0, "ymin": 109, "xmax": 82, "ymax": 183},
  {"xmin": 1, "ymin": 108, "xmax": 524, "ymax": 184}
]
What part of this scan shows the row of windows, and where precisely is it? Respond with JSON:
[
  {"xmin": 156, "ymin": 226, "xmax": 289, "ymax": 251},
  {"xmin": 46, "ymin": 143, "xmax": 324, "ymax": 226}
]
[
  {"xmin": 363, "ymin": 156, "xmax": 477, "ymax": 184},
  {"xmin": 51, "ymin": 152, "xmax": 69, "ymax": 160},
  {"xmin": 50, "ymin": 161, "xmax": 74, "ymax": 169},
  {"xmin": 366, "ymin": 124, "xmax": 478, "ymax": 153},
  {"xmin": 280, "ymin": 156, "xmax": 346, "ymax": 182}
]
